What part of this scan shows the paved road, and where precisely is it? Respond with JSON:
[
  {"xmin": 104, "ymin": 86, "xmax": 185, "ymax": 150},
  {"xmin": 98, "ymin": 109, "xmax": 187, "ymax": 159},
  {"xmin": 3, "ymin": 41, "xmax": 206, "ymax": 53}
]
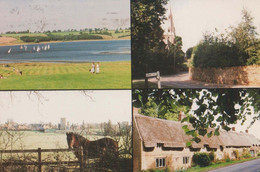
[
  {"xmin": 134, "ymin": 72, "xmax": 257, "ymax": 88},
  {"xmin": 209, "ymin": 158, "xmax": 260, "ymax": 172}
]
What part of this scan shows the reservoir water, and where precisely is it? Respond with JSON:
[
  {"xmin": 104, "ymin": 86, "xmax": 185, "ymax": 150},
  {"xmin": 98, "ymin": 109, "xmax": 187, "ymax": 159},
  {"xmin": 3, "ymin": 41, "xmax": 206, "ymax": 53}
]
[{"xmin": 0, "ymin": 40, "xmax": 130, "ymax": 63}]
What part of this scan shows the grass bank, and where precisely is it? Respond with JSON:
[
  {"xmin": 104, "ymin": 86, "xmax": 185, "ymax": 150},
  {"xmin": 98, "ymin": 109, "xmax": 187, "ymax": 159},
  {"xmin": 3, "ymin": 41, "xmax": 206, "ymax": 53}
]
[
  {"xmin": 0, "ymin": 61, "xmax": 131, "ymax": 90},
  {"xmin": 184, "ymin": 157, "xmax": 260, "ymax": 172},
  {"xmin": 0, "ymin": 30, "xmax": 130, "ymax": 46}
]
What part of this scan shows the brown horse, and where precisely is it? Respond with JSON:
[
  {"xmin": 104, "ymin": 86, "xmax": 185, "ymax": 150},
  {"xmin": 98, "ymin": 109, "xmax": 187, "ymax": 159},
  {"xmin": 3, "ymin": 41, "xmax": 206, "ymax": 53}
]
[{"xmin": 66, "ymin": 132, "xmax": 118, "ymax": 166}]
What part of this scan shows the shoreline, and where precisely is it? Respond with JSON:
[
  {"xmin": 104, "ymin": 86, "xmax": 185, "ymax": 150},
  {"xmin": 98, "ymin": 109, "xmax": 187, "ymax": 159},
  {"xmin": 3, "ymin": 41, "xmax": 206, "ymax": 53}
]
[
  {"xmin": 0, "ymin": 37, "xmax": 130, "ymax": 47},
  {"xmin": 0, "ymin": 60, "xmax": 130, "ymax": 65}
]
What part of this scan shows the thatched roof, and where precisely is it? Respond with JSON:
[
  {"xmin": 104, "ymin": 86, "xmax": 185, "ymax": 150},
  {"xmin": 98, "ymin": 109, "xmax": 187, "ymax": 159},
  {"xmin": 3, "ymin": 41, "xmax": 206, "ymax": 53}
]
[{"xmin": 134, "ymin": 114, "xmax": 260, "ymax": 149}]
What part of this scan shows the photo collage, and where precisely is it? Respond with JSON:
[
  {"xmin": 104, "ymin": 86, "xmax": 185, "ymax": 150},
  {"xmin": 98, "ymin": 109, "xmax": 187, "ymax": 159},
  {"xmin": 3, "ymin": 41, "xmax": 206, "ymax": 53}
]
[{"xmin": 0, "ymin": 0, "xmax": 259, "ymax": 171}]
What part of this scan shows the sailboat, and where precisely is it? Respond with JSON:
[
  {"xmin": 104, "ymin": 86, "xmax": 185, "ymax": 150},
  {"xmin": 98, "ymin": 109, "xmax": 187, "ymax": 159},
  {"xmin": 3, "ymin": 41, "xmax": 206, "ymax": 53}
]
[
  {"xmin": 33, "ymin": 46, "xmax": 36, "ymax": 51},
  {"xmin": 37, "ymin": 46, "xmax": 41, "ymax": 52},
  {"xmin": 20, "ymin": 45, "xmax": 23, "ymax": 49},
  {"xmin": 44, "ymin": 45, "xmax": 47, "ymax": 51},
  {"xmin": 47, "ymin": 44, "xmax": 50, "ymax": 50},
  {"xmin": 24, "ymin": 45, "xmax": 27, "ymax": 51},
  {"xmin": 8, "ymin": 48, "xmax": 11, "ymax": 54}
]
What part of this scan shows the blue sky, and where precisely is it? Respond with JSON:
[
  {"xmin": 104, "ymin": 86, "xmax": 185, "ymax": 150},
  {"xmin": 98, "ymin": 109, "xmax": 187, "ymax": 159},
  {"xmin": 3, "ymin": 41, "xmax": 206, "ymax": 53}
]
[
  {"xmin": 0, "ymin": 0, "xmax": 130, "ymax": 33},
  {"xmin": 163, "ymin": 0, "xmax": 260, "ymax": 51}
]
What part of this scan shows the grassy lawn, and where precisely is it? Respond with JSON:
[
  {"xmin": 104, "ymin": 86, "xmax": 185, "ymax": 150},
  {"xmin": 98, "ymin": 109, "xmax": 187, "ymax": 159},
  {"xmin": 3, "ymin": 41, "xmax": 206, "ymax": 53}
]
[
  {"xmin": 184, "ymin": 157, "xmax": 260, "ymax": 172},
  {"xmin": 0, "ymin": 61, "xmax": 131, "ymax": 90}
]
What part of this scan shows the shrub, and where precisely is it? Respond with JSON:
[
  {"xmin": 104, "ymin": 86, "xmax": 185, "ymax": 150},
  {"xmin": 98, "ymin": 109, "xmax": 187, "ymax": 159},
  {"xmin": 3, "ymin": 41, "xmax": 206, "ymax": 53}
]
[
  {"xmin": 257, "ymin": 153, "xmax": 260, "ymax": 157},
  {"xmin": 192, "ymin": 39, "xmax": 243, "ymax": 68},
  {"xmin": 225, "ymin": 158, "xmax": 231, "ymax": 162},
  {"xmin": 192, "ymin": 153, "xmax": 211, "ymax": 167},
  {"xmin": 233, "ymin": 150, "xmax": 239, "ymax": 159},
  {"xmin": 209, "ymin": 151, "xmax": 215, "ymax": 161},
  {"xmin": 242, "ymin": 149, "xmax": 251, "ymax": 159},
  {"xmin": 242, "ymin": 152, "xmax": 251, "ymax": 159}
]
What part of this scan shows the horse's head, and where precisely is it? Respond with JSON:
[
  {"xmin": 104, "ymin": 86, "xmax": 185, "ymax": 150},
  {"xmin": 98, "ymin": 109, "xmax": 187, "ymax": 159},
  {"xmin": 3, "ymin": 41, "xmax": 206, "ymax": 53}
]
[
  {"xmin": 66, "ymin": 132, "xmax": 80, "ymax": 149},
  {"xmin": 66, "ymin": 132, "xmax": 73, "ymax": 149}
]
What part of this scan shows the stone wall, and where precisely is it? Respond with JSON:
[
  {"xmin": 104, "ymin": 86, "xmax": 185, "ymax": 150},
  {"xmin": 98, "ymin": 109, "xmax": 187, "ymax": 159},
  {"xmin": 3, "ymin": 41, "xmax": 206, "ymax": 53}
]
[
  {"xmin": 133, "ymin": 114, "xmax": 143, "ymax": 172},
  {"xmin": 189, "ymin": 65, "xmax": 260, "ymax": 85}
]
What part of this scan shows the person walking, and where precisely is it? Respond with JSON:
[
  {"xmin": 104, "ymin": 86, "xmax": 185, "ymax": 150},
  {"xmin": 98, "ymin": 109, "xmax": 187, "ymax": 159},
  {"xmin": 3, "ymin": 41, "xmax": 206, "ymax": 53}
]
[
  {"xmin": 91, "ymin": 62, "xmax": 95, "ymax": 74},
  {"xmin": 96, "ymin": 62, "xmax": 100, "ymax": 74}
]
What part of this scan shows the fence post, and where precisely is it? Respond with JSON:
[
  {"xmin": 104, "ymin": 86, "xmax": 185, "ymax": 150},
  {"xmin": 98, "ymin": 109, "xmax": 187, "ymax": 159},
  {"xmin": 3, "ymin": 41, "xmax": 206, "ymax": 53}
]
[
  {"xmin": 157, "ymin": 71, "xmax": 161, "ymax": 89},
  {"xmin": 38, "ymin": 148, "xmax": 42, "ymax": 172},
  {"xmin": 145, "ymin": 77, "xmax": 148, "ymax": 88}
]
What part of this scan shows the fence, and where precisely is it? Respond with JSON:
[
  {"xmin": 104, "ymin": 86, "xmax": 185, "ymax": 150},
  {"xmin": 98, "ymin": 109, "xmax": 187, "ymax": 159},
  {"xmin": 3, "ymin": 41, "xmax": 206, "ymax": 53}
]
[{"xmin": 0, "ymin": 148, "xmax": 82, "ymax": 172}]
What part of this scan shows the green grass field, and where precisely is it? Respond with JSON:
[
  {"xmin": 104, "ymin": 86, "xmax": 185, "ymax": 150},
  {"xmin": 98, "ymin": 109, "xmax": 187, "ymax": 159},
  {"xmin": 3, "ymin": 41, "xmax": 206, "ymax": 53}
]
[{"xmin": 0, "ymin": 61, "xmax": 131, "ymax": 90}]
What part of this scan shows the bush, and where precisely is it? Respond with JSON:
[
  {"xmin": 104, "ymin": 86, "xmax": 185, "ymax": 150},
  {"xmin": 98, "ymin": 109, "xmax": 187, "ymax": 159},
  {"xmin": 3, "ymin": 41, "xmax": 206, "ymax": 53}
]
[
  {"xmin": 209, "ymin": 151, "xmax": 215, "ymax": 161},
  {"xmin": 242, "ymin": 152, "xmax": 251, "ymax": 159},
  {"xmin": 233, "ymin": 150, "xmax": 239, "ymax": 159},
  {"xmin": 192, "ymin": 153, "xmax": 211, "ymax": 167},
  {"xmin": 242, "ymin": 149, "xmax": 251, "ymax": 159},
  {"xmin": 257, "ymin": 153, "xmax": 260, "ymax": 157},
  {"xmin": 225, "ymin": 158, "xmax": 231, "ymax": 162},
  {"xmin": 192, "ymin": 39, "xmax": 244, "ymax": 68}
]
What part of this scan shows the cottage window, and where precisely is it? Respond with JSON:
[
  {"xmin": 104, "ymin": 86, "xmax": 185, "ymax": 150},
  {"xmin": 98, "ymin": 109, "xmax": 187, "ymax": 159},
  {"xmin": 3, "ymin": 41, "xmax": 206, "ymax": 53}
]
[
  {"xmin": 156, "ymin": 158, "xmax": 166, "ymax": 168},
  {"xmin": 157, "ymin": 143, "xmax": 163, "ymax": 148},
  {"xmin": 183, "ymin": 156, "xmax": 189, "ymax": 164}
]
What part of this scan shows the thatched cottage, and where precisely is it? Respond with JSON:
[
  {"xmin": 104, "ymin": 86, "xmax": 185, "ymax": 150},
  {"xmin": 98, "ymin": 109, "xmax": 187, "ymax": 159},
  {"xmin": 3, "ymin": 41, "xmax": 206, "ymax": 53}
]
[{"xmin": 133, "ymin": 113, "xmax": 260, "ymax": 171}]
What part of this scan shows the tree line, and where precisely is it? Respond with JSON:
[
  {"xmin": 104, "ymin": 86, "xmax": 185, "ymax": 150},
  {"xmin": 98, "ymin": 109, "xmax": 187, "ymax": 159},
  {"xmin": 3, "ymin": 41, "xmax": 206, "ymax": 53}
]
[{"xmin": 20, "ymin": 33, "xmax": 103, "ymax": 43}]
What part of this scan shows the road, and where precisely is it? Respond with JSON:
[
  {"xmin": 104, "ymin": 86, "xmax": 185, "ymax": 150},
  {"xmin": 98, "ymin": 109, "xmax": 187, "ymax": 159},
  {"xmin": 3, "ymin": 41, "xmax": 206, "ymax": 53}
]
[
  {"xmin": 133, "ymin": 72, "xmax": 257, "ymax": 88},
  {"xmin": 210, "ymin": 158, "xmax": 260, "ymax": 172}
]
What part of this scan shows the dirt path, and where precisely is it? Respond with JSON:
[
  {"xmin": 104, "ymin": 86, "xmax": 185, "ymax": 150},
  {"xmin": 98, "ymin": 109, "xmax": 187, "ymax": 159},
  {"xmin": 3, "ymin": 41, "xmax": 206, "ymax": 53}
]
[{"xmin": 134, "ymin": 72, "xmax": 257, "ymax": 88}]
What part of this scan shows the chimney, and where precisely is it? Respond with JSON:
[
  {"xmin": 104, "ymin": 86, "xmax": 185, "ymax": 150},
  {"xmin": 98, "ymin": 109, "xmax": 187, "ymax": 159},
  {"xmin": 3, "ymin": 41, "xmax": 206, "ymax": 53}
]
[
  {"xmin": 245, "ymin": 130, "xmax": 248, "ymax": 133},
  {"xmin": 232, "ymin": 127, "xmax": 235, "ymax": 131}
]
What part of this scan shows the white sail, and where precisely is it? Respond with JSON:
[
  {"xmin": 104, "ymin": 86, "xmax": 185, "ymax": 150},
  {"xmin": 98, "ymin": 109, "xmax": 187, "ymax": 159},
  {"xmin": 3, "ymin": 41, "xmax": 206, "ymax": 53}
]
[
  {"xmin": 44, "ymin": 45, "xmax": 47, "ymax": 51},
  {"xmin": 33, "ymin": 46, "xmax": 36, "ymax": 51},
  {"xmin": 47, "ymin": 44, "xmax": 50, "ymax": 49},
  {"xmin": 8, "ymin": 48, "xmax": 11, "ymax": 53},
  {"xmin": 20, "ymin": 45, "xmax": 23, "ymax": 49},
  {"xmin": 37, "ymin": 46, "xmax": 41, "ymax": 52},
  {"xmin": 24, "ymin": 45, "xmax": 27, "ymax": 51}
]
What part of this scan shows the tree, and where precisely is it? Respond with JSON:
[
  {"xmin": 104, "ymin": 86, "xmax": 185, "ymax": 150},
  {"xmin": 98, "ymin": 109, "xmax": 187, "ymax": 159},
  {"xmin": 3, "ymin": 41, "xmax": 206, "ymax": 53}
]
[
  {"xmin": 133, "ymin": 89, "xmax": 260, "ymax": 143},
  {"xmin": 131, "ymin": 0, "xmax": 168, "ymax": 77},
  {"xmin": 192, "ymin": 9, "xmax": 260, "ymax": 68},
  {"xmin": 186, "ymin": 47, "xmax": 193, "ymax": 59},
  {"xmin": 229, "ymin": 8, "xmax": 260, "ymax": 65}
]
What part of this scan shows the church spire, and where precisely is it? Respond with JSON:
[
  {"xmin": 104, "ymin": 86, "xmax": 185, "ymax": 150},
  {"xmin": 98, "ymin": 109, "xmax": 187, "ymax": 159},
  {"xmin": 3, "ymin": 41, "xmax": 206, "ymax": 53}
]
[{"xmin": 168, "ymin": 6, "xmax": 176, "ymax": 37}]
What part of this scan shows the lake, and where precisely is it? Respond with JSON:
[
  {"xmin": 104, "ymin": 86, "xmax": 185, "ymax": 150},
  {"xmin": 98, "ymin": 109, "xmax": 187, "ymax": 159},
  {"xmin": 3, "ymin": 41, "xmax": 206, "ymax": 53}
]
[{"xmin": 0, "ymin": 40, "xmax": 130, "ymax": 63}]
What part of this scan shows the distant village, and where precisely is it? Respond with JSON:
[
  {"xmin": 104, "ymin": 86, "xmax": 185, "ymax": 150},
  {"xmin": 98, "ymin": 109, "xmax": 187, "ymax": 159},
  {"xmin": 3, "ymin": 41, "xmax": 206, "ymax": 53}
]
[{"xmin": 0, "ymin": 118, "xmax": 129, "ymax": 134}]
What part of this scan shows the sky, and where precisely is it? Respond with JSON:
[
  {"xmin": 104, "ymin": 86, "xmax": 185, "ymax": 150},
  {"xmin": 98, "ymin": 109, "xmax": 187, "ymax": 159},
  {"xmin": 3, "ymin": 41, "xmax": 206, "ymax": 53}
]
[
  {"xmin": 163, "ymin": 0, "xmax": 260, "ymax": 51},
  {"xmin": 0, "ymin": 91, "xmax": 131, "ymax": 125},
  {"xmin": 0, "ymin": 0, "xmax": 130, "ymax": 33}
]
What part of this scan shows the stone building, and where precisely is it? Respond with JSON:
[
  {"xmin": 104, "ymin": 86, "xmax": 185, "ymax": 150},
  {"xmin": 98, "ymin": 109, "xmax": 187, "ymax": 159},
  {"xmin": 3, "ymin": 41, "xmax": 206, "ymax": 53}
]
[
  {"xmin": 163, "ymin": 6, "xmax": 176, "ymax": 48},
  {"xmin": 133, "ymin": 113, "xmax": 260, "ymax": 171},
  {"xmin": 60, "ymin": 117, "xmax": 66, "ymax": 130}
]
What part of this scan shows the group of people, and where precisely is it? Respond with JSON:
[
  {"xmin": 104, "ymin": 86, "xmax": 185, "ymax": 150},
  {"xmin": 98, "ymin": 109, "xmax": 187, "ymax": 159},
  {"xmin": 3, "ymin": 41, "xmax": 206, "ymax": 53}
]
[{"xmin": 90, "ymin": 62, "xmax": 100, "ymax": 74}]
